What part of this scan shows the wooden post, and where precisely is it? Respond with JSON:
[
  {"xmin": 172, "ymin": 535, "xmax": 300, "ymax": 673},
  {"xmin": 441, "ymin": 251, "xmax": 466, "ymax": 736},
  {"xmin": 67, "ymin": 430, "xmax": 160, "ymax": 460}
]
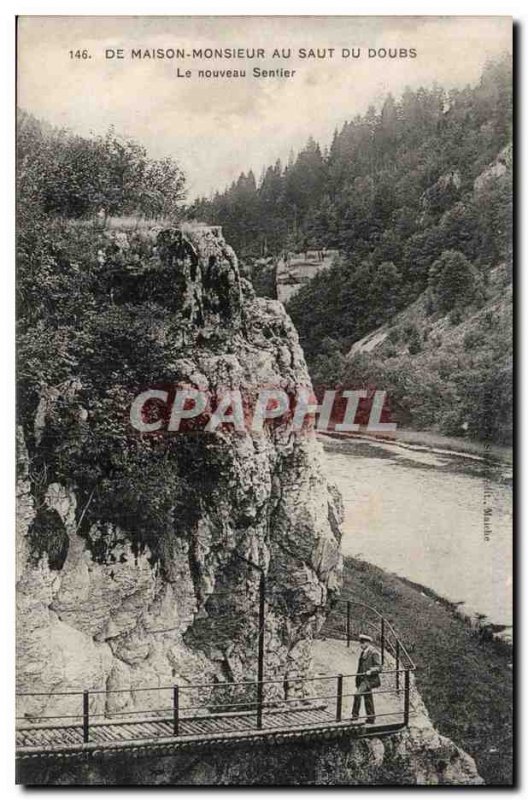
[
  {"xmin": 173, "ymin": 685, "xmax": 179, "ymax": 736},
  {"xmin": 380, "ymin": 618, "xmax": 385, "ymax": 665},
  {"xmin": 256, "ymin": 572, "xmax": 266, "ymax": 730},
  {"xmin": 403, "ymin": 670, "xmax": 410, "ymax": 726},
  {"xmin": 83, "ymin": 690, "xmax": 89, "ymax": 744},
  {"xmin": 231, "ymin": 554, "xmax": 267, "ymax": 730},
  {"xmin": 396, "ymin": 640, "xmax": 400, "ymax": 694},
  {"xmin": 346, "ymin": 601, "xmax": 351, "ymax": 648},
  {"xmin": 336, "ymin": 674, "xmax": 343, "ymax": 722}
]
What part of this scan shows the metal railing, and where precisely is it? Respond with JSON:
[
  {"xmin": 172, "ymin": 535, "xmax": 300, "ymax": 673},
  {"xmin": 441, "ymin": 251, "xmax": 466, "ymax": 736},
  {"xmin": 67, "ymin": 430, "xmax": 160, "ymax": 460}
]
[
  {"xmin": 16, "ymin": 594, "xmax": 416, "ymax": 749},
  {"xmin": 316, "ymin": 597, "xmax": 416, "ymax": 695}
]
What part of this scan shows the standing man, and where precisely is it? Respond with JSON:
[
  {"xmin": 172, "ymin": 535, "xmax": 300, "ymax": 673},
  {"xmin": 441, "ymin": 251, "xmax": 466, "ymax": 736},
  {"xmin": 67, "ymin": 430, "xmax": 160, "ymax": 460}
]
[{"xmin": 351, "ymin": 633, "xmax": 382, "ymax": 724}]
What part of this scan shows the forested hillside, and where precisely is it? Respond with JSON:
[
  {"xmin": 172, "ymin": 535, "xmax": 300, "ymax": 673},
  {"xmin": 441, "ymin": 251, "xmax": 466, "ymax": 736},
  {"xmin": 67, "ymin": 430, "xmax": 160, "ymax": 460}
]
[
  {"xmin": 18, "ymin": 110, "xmax": 186, "ymax": 219},
  {"xmin": 17, "ymin": 56, "xmax": 513, "ymax": 445},
  {"xmin": 191, "ymin": 56, "xmax": 512, "ymax": 443},
  {"xmin": 17, "ymin": 114, "xmax": 192, "ymax": 559}
]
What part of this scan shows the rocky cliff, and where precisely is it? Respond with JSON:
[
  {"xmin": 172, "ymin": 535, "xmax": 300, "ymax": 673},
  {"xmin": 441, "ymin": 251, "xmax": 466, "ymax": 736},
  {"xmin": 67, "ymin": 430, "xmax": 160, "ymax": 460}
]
[{"xmin": 16, "ymin": 224, "xmax": 343, "ymax": 723}]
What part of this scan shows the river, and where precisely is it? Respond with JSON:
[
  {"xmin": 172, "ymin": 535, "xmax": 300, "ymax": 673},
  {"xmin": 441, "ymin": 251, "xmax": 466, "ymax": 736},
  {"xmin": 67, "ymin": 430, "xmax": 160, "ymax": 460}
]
[{"xmin": 320, "ymin": 434, "xmax": 513, "ymax": 635}]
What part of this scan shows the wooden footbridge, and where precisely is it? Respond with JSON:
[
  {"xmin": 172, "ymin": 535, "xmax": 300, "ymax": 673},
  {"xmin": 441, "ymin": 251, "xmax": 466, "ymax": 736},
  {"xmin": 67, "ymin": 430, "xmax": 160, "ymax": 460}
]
[{"xmin": 16, "ymin": 597, "xmax": 416, "ymax": 760}]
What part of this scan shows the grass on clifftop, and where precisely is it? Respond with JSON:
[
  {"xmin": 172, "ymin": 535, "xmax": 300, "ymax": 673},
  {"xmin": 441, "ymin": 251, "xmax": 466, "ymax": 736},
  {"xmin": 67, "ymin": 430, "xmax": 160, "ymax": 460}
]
[{"xmin": 343, "ymin": 556, "xmax": 513, "ymax": 786}]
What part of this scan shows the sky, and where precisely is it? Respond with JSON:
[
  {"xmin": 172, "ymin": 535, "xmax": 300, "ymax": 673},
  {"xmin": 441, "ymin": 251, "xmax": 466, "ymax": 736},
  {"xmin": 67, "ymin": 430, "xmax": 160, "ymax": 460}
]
[{"xmin": 17, "ymin": 16, "xmax": 512, "ymax": 200}]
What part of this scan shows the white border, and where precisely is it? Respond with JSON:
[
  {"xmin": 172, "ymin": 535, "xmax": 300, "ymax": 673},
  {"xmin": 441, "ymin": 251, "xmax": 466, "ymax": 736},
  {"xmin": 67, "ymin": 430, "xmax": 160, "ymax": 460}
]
[{"xmin": 2, "ymin": 1, "xmax": 523, "ymax": 797}]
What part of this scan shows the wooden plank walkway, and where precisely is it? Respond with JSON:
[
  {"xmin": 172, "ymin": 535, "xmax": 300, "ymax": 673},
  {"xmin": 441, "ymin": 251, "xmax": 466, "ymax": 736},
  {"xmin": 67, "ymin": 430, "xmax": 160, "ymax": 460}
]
[
  {"xmin": 18, "ymin": 705, "xmax": 399, "ymax": 753},
  {"xmin": 16, "ymin": 623, "xmax": 414, "ymax": 757}
]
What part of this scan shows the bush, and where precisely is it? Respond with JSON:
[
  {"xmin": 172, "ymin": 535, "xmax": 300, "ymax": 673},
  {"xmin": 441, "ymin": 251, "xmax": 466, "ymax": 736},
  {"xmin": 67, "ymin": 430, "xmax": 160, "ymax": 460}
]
[
  {"xmin": 407, "ymin": 332, "xmax": 422, "ymax": 354},
  {"xmin": 439, "ymin": 408, "xmax": 466, "ymax": 437},
  {"xmin": 18, "ymin": 111, "xmax": 186, "ymax": 219},
  {"xmin": 455, "ymin": 361, "xmax": 513, "ymax": 444},
  {"xmin": 428, "ymin": 250, "xmax": 479, "ymax": 313},
  {"xmin": 310, "ymin": 337, "xmax": 348, "ymax": 387},
  {"xmin": 402, "ymin": 323, "xmax": 422, "ymax": 354}
]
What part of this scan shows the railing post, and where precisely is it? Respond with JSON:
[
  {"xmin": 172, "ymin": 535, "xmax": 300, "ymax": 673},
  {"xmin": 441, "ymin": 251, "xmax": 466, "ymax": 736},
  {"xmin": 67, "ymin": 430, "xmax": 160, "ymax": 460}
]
[
  {"xmin": 231, "ymin": 552, "xmax": 266, "ymax": 730},
  {"xmin": 83, "ymin": 690, "xmax": 89, "ymax": 744},
  {"xmin": 173, "ymin": 685, "xmax": 180, "ymax": 736},
  {"xmin": 336, "ymin": 674, "xmax": 343, "ymax": 722},
  {"xmin": 403, "ymin": 669, "xmax": 410, "ymax": 726},
  {"xmin": 256, "ymin": 683, "xmax": 264, "ymax": 729},
  {"xmin": 256, "ymin": 572, "xmax": 266, "ymax": 730},
  {"xmin": 396, "ymin": 640, "xmax": 400, "ymax": 694},
  {"xmin": 346, "ymin": 600, "xmax": 351, "ymax": 648},
  {"xmin": 380, "ymin": 618, "xmax": 385, "ymax": 665}
]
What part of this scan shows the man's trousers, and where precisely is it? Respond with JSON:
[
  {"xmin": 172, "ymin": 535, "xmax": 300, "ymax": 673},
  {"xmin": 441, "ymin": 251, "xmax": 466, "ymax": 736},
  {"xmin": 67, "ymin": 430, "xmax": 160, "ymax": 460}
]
[{"xmin": 351, "ymin": 680, "xmax": 376, "ymax": 723}]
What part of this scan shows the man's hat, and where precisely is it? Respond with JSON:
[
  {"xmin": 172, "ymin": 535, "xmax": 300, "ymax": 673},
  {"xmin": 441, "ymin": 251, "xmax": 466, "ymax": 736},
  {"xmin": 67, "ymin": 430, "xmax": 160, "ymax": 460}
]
[{"xmin": 359, "ymin": 634, "xmax": 373, "ymax": 643}]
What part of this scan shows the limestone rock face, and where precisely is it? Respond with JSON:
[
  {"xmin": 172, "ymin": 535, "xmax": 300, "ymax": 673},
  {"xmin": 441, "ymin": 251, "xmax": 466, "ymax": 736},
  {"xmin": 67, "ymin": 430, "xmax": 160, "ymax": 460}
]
[
  {"xmin": 175, "ymin": 722, "xmax": 483, "ymax": 786},
  {"xmin": 381, "ymin": 678, "xmax": 484, "ymax": 786},
  {"xmin": 16, "ymin": 225, "xmax": 343, "ymax": 721},
  {"xmin": 474, "ymin": 143, "xmax": 512, "ymax": 192}
]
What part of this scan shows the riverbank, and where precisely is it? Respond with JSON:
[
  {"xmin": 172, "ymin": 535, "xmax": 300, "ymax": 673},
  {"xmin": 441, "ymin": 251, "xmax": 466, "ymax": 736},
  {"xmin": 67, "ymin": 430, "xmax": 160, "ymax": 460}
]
[
  {"xmin": 342, "ymin": 556, "xmax": 513, "ymax": 786},
  {"xmin": 320, "ymin": 429, "xmax": 513, "ymax": 466}
]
